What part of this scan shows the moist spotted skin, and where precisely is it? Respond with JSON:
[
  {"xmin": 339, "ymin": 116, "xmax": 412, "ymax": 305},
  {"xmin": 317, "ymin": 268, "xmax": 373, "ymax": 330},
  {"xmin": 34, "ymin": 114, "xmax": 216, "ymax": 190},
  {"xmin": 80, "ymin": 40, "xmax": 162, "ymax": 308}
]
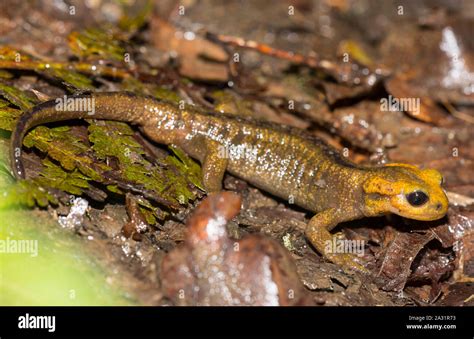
[{"xmin": 10, "ymin": 92, "xmax": 449, "ymax": 272}]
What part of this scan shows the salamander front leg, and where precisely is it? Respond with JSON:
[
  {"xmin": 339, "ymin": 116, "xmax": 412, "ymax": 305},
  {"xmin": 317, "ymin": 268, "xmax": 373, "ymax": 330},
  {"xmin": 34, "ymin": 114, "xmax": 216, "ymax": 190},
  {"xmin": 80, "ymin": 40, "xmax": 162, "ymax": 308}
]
[
  {"xmin": 201, "ymin": 140, "xmax": 228, "ymax": 193},
  {"xmin": 306, "ymin": 209, "xmax": 368, "ymax": 273}
]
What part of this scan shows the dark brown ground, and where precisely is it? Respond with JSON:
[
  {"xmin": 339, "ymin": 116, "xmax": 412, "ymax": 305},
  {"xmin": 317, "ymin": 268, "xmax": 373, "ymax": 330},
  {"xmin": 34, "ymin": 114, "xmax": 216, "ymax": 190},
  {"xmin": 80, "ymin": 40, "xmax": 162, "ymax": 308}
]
[{"xmin": 1, "ymin": 0, "xmax": 473, "ymax": 306}]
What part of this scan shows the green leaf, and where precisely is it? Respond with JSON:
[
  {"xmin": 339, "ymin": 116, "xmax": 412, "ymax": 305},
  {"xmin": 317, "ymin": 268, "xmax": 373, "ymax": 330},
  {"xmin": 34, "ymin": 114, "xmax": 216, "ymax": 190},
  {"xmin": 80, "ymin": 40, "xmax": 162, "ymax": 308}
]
[{"xmin": 0, "ymin": 81, "xmax": 37, "ymax": 110}]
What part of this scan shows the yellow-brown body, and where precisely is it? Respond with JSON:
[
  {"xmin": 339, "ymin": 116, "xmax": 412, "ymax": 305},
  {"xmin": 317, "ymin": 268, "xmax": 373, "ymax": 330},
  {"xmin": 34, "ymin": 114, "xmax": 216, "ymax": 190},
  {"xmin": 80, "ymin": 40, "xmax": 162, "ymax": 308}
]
[{"xmin": 11, "ymin": 92, "xmax": 449, "ymax": 272}]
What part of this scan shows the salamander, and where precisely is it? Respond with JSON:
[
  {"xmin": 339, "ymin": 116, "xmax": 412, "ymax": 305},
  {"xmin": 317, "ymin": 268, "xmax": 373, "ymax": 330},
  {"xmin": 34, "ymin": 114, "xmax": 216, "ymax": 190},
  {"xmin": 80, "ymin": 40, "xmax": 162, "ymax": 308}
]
[{"xmin": 10, "ymin": 92, "xmax": 449, "ymax": 272}]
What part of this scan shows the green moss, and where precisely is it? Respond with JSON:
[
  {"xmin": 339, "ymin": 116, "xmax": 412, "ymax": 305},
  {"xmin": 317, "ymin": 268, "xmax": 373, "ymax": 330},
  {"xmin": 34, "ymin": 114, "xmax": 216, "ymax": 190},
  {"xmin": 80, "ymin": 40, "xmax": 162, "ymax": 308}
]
[
  {"xmin": 24, "ymin": 125, "xmax": 109, "ymax": 180},
  {"xmin": 118, "ymin": 0, "xmax": 153, "ymax": 32},
  {"xmin": 35, "ymin": 159, "xmax": 91, "ymax": 196},
  {"xmin": 68, "ymin": 28, "xmax": 127, "ymax": 62},
  {"xmin": 0, "ymin": 105, "xmax": 22, "ymax": 131},
  {"xmin": 122, "ymin": 77, "xmax": 182, "ymax": 104},
  {"xmin": 88, "ymin": 121, "xmax": 202, "ymax": 214},
  {"xmin": 0, "ymin": 16, "xmax": 202, "ymax": 223},
  {"xmin": 44, "ymin": 67, "xmax": 95, "ymax": 91},
  {"xmin": 0, "ymin": 70, "xmax": 13, "ymax": 79},
  {"xmin": 0, "ymin": 6, "xmax": 208, "ymax": 306},
  {"xmin": 167, "ymin": 146, "xmax": 204, "ymax": 191},
  {"xmin": 0, "ymin": 81, "xmax": 37, "ymax": 110}
]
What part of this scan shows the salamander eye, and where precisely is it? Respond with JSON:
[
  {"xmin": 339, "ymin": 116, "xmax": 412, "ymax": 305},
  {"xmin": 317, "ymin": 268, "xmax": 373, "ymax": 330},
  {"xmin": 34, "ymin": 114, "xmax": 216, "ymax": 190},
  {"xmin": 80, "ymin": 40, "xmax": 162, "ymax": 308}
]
[
  {"xmin": 440, "ymin": 176, "xmax": 444, "ymax": 185},
  {"xmin": 405, "ymin": 191, "xmax": 429, "ymax": 206}
]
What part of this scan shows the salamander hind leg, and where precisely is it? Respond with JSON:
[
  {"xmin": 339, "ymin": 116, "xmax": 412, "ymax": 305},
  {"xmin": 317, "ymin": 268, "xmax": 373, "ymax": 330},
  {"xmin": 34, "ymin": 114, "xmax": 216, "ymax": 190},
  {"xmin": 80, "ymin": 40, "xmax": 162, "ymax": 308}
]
[
  {"xmin": 201, "ymin": 139, "xmax": 228, "ymax": 193},
  {"xmin": 306, "ymin": 209, "xmax": 368, "ymax": 273}
]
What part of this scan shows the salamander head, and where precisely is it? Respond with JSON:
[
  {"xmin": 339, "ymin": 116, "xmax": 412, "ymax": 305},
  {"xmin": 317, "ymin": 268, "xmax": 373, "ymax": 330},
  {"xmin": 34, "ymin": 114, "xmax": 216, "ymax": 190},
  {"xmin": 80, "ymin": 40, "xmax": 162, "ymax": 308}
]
[{"xmin": 363, "ymin": 163, "xmax": 448, "ymax": 221}]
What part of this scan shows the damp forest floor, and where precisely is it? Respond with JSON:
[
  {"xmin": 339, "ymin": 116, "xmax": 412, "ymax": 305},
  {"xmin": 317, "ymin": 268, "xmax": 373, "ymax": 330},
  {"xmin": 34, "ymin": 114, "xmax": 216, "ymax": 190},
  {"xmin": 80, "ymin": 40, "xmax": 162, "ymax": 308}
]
[{"xmin": 0, "ymin": 0, "xmax": 473, "ymax": 306}]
